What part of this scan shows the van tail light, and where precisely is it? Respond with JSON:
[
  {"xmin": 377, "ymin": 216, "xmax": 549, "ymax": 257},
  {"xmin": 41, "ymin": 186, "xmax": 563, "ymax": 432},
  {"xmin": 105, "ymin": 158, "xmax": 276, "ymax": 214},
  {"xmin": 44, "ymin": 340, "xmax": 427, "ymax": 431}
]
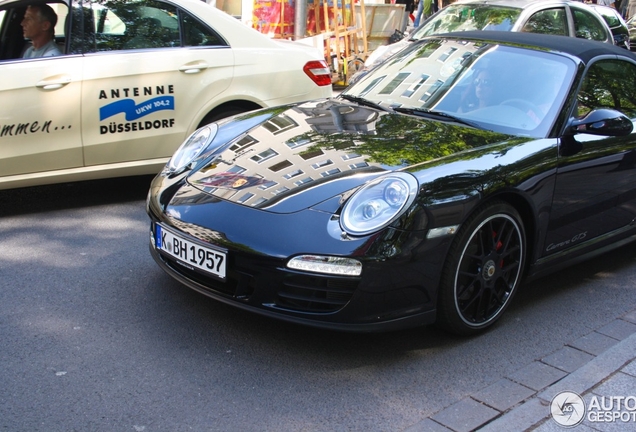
[{"xmin": 303, "ymin": 60, "xmax": 332, "ymax": 87}]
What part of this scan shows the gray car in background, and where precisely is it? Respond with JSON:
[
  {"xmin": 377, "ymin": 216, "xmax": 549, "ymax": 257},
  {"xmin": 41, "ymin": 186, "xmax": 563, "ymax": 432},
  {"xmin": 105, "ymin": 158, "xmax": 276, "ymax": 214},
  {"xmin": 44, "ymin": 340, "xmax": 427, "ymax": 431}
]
[{"xmin": 352, "ymin": 0, "xmax": 614, "ymax": 84}]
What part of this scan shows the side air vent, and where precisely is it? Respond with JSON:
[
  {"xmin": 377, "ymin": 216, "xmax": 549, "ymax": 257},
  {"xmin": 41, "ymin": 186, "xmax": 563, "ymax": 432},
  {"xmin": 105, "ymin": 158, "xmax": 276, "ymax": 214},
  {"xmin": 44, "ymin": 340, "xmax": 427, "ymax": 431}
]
[{"xmin": 276, "ymin": 274, "xmax": 359, "ymax": 313}]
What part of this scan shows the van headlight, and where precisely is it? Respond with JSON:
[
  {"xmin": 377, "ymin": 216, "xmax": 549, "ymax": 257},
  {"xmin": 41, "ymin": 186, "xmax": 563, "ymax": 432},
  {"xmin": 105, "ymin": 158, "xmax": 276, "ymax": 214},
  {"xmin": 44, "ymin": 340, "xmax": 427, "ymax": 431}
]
[
  {"xmin": 167, "ymin": 124, "xmax": 218, "ymax": 173},
  {"xmin": 341, "ymin": 172, "xmax": 418, "ymax": 236}
]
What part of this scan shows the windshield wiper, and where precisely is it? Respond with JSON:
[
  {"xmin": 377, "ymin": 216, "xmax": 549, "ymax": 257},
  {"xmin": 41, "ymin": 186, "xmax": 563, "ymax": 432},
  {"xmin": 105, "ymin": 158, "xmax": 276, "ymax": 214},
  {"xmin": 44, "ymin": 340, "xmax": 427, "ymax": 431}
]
[
  {"xmin": 393, "ymin": 107, "xmax": 480, "ymax": 128},
  {"xmin": 340, "ymin": 94, "xmax": 393, "ymax": 112}
]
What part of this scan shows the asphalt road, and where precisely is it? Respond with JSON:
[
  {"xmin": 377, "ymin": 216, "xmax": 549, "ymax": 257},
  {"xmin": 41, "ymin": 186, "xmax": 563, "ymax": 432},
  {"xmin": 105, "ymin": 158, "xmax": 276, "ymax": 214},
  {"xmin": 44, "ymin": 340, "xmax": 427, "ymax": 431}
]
[{"xmin": 1, "ymin": 176, "xmax": 635, "ymax": 432}]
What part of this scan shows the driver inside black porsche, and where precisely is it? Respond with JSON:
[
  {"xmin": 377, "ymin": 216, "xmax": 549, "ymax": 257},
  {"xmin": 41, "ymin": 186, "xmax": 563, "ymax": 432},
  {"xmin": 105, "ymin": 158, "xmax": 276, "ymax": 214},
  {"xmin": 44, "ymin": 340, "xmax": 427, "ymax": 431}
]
[
  {"xmin": 458, "ymin": 69, "xmax": 498, "ymax": 112},
  {"xmin": 449, "ymin": 53, "xmax": 563, "ymax": 128}
]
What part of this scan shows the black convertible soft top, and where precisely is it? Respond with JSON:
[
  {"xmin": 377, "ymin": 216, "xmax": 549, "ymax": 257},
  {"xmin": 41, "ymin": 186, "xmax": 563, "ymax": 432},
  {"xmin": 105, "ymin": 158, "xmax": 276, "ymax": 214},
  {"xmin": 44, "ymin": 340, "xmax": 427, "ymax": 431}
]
[{"xmin": 431, "ymin": 30, "xmax": 636, "ymax": 64}]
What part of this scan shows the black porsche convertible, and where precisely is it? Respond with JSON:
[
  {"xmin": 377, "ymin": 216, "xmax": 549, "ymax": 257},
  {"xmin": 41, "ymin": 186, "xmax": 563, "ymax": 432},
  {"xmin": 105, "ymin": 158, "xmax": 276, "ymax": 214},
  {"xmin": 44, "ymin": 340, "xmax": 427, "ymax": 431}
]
[{"xmin": 147, "ymin": 31, "xmax": 636, "ymax": 335}]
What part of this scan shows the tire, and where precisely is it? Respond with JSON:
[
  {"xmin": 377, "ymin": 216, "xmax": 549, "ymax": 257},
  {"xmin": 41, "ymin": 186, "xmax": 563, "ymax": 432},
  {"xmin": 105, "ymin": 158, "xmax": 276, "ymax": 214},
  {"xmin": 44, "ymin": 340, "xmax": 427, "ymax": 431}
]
[{"xmin": 436, "ymin": 201, "xmax": 526, "ymax": 336}]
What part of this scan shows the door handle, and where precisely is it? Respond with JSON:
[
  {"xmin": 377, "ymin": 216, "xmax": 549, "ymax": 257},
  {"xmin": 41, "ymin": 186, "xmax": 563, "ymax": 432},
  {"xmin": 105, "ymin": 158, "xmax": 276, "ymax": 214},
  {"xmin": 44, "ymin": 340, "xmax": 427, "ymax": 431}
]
[
  {"xmin": 179, "ymin": 61, "xmax": 209, "ymax": 74},
  {"xmin": 36, "ymin": 75, "xmax": 72, "ymax": 91}
]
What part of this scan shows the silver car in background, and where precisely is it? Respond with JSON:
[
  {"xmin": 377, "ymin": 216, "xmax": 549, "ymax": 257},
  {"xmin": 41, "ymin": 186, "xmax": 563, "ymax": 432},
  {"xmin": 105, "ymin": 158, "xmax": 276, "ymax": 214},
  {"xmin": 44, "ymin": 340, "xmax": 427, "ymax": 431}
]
[{"xmin": 352, "ymin": 0, "xmax": 614, "ymax": 84}]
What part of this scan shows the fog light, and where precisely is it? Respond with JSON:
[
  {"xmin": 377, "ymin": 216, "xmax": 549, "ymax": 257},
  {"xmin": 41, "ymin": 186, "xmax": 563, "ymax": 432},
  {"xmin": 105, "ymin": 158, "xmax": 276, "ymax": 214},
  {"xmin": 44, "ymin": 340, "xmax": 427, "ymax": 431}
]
[{"xmin": 287, "ymin": 255, "xmax": 362, "ymax": 276}]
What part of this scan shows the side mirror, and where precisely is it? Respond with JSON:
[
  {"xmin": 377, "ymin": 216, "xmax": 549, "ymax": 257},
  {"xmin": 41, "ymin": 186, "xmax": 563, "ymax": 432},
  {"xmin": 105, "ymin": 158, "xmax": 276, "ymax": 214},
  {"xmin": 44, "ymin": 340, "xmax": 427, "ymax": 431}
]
[{"xmin": 567, "ymin": 109, "xmax": 633, "ymax": 137}]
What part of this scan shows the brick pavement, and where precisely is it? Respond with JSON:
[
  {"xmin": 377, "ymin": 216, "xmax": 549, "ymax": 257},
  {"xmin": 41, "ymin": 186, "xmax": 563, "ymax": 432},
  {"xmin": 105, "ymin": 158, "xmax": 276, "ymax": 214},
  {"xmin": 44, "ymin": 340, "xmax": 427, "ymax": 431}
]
[{"xmin": 403, "ymin": 309, "xmax": 636, "ymax": 432}]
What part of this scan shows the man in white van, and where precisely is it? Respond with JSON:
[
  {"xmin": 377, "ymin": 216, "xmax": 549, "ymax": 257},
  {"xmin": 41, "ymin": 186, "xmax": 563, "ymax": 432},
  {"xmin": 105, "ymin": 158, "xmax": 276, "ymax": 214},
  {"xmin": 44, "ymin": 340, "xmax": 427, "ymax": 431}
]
[{"xmin": 21, "ymin": 3, "xmax": 62, "ymax": 58}]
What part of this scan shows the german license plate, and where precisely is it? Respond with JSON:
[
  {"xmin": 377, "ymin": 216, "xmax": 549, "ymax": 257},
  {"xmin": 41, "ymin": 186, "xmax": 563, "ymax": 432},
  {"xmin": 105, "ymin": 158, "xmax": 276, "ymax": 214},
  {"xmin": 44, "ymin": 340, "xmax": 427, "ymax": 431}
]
[{"xmin": 155, "ymin": 224, "xmax": 226, "ymax": 279}]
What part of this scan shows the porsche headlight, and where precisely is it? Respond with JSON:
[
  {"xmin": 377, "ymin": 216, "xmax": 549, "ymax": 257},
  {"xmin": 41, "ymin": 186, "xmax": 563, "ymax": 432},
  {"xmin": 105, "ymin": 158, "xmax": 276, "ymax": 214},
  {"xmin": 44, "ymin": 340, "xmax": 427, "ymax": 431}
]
[
  {"xmin": 167, "ymin": 124, "xmax": 218, "ymax": 172},
  {"xmin": 341, "ymin": 173, "xmax": 418, "ymax": 236}
]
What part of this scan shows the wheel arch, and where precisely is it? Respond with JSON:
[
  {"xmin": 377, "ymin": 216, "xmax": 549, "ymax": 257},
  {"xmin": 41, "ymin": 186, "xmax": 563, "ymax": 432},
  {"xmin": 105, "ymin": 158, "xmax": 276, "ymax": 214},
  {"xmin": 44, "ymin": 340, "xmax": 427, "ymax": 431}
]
[
  {"xmin": 197, "ymin": 100, "xmax": 263, "ymax": 128},
  {"xmin": 477, "ymin": 191, "xmax": 538, "ymax": 276},
  {"xmin": 435, "ymin": 194, "xmax": 532, "ymax": 335}
]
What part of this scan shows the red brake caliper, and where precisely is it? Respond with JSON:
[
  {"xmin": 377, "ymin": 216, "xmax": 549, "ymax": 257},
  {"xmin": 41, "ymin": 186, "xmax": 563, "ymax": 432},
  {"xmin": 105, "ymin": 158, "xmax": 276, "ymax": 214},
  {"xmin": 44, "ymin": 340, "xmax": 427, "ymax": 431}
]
[{"xmin": 493, "ymin": 231, "xmax": 504, "ymax": 268}]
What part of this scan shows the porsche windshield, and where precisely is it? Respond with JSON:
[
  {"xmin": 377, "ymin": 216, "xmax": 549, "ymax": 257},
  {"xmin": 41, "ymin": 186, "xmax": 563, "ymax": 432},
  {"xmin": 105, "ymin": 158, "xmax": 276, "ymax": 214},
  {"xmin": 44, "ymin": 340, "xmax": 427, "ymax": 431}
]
[{"xmin": 344, "ymin": 38, "xmax": 576, "ymax": 137}]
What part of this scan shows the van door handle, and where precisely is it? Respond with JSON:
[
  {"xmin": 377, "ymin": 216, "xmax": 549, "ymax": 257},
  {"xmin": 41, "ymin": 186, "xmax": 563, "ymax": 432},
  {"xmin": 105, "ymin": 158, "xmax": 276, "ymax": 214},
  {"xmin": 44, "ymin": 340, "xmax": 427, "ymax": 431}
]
[
  {"xmin": 179, "ymin": 61, "xmax": 209, "ymax": 74},
  {"xmin": 36, "ymin": 75, "xmax": 72, "ymax": 91}
]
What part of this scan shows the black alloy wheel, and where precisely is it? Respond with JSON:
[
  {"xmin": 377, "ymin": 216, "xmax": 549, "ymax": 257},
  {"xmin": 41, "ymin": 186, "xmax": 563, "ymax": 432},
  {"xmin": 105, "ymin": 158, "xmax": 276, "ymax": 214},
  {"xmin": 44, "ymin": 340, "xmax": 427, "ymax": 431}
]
[{"xmin": 436, "ymin": 201, "xmax": 525, "ymax": 335}]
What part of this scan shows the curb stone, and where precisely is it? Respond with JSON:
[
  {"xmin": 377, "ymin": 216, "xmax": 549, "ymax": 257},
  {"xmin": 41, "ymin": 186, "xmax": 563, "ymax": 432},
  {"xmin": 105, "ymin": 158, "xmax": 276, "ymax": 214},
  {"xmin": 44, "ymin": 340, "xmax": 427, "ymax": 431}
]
[{"xmin": 404, "ymin": 309, "xmax": 636, "ymax": 432}]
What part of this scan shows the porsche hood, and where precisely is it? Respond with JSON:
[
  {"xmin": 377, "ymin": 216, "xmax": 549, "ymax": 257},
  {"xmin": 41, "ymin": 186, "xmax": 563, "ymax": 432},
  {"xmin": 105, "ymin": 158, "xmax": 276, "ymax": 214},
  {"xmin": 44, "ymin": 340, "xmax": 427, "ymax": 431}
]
[{"xmin": 185, "ymin": 99, "xmax": 517, "ymax": 213}]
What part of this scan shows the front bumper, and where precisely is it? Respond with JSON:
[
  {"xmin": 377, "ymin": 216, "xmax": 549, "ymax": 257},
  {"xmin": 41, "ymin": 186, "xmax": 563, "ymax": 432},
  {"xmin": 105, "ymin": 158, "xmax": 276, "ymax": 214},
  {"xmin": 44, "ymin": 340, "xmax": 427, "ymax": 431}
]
[
  {"xmin": 146, "ymin": 176, "xmax": 451, "ymax": 332},
  {"xmin": 150, "ymin": 240, "xmax": 435, "ymax": 332},
  {"xmin": 149, "ymin": 222, "xmax": 441, "ymax": 332}
]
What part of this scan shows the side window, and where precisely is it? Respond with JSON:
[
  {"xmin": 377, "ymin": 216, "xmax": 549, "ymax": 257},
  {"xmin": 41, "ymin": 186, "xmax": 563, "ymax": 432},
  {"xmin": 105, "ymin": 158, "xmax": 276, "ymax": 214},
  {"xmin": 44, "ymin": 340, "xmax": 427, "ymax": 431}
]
[
  {"xmin": 577, "ymin": 60, "xmax": 636, "ymax": 119},
  {"xmin": 68, "ymin": 3, "xmax": 94, "ymax": 54},
  {"xmin": 572, "ymin": 9, "xmax": 608, "ymax": 42},
  {"xmin": 182, "ymin": 12, "xmax": 226, "ymax": 47},
  {"xmin": 120, "ymin": 2, "xmax": 179, "ymax": 50},
  {"xmin": 523, "ymin": 8, "xmax": 567, "ymax": 36},
  {"xmin": 67, "ymin": 0, "xmax": 228, "ymax": 53},
  {"xmin": 595, "ymin": 8, "xmax": 620, "ymax": 28},
  {"xmin": 95, "ymin": 9, "xmax": 124, "ymax": 35},
  {"xmin": 0, "ymin": 7, "xmax": 24, "ymax": 59},
  {"xmin": 83, "ymin": 0, "xmax": 179, "ymax": 51},
  {"xmin": 0, "ymin": 2, "xmax": 69, "ymax": 60}
]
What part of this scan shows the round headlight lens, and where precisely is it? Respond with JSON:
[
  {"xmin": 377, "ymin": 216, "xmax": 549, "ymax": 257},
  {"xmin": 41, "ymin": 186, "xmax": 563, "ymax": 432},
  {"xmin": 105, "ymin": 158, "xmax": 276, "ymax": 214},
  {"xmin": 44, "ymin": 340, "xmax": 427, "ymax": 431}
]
[
  {"xmin": 341, "ymin": 172, "xmax": 418, "ymax": 236},
  {"xmin": 384, "ymin": 179, "xmax": 409, "ymax": 206},
  {"xmin": 167, "ymin": 124, "xmax": 218, "ymax": 172}
]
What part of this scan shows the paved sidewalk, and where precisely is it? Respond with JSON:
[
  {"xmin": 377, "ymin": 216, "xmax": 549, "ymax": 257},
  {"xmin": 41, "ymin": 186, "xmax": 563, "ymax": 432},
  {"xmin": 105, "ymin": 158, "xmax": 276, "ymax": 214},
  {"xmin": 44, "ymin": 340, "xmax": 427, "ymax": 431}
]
[{"xmin": 404, "ymin": 309, "xmax": 636, "ymax": 432}]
